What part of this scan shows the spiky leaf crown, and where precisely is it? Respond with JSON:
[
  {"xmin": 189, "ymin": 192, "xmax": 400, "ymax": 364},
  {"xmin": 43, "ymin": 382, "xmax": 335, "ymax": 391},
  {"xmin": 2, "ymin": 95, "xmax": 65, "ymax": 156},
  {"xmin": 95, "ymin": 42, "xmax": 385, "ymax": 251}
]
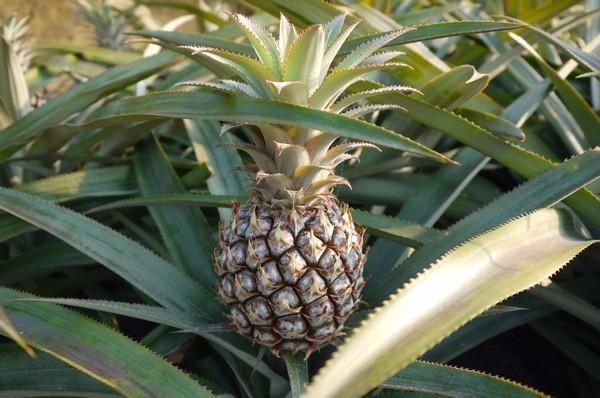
[
  {"xmin": 1, "ymin": 15, "xmax": 32, "ymax": 72},
  {"xmin": 179, "ymin": 14, "xmax": 417, "ymax": 206},
  {"xmin": 76, "ymin": 0, "xmax": 131, "ymax": 50}
]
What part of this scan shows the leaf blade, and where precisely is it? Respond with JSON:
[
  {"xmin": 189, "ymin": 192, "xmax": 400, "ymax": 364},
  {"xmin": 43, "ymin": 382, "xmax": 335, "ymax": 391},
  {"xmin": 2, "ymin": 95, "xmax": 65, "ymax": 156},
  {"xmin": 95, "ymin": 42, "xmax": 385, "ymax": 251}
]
[
  {"xmin": 0, "ymin": 188, "xmax": 220, "ymax": 318},
  {"xmin": 0, "ymin": 345, "xmax": 119, "ymax": 398},
  {"xmin": 0, "ymin": 288, "xmax": 214, "ymax": 398},
  {"xmin": 133, "ymin": 136, "xmax": 216, "ymax": 285},
  {"xmin": 304, "ymin": 209, "xmax": 598, "ymax": 398},
  {"xmin": 284, "ymin": 353, "xmax": 308, "ymax": 398},
  {"xmin": 369, "ymin": 148, "xmax": 600, "ymax": 302},
  {"xmin": 0, "ymin": 51, "xmax": 177, "ymax": 150},
  {"xmin": 45, "ymin": 91, "xmax": 453, "ymax": 164},
  {"xmin": 382, "ymin": 360, "xmax": 545, "ymax": 398}
]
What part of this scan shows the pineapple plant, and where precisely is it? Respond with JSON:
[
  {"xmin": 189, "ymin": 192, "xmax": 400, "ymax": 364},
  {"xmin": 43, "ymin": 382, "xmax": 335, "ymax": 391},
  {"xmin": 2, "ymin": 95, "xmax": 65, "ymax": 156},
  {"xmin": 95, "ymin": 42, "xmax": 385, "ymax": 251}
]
[
  {"xmin": 0, "ymin": 1, "xmax": 599, "ymax": 397},
  {"xmin": 0, "ymin": 15, "xmax": 32, "ymax": 72},
  {"xmin": 182, "ymin": 14, "xmax": 418, "ymax": 353},
  {"xmin": 75, "ymin": 0, "xmax": 134, "ymax": 50},
  {"xmin": 0, "ymin": 14, "xmax": 32, "ymax": 122}
]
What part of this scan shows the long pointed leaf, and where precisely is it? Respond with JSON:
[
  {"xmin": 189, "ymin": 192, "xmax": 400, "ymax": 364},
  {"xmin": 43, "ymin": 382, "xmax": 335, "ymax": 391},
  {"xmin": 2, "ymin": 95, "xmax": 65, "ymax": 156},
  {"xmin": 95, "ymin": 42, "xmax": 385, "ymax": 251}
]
[
  {"xmin": 510, "ymin": 33, "xmax": 600, "ymax": 146},
  {"xmin": 0, "ymin": 345, "xmax": 118, "ymax": 398},
  {"xmin": 43, "ymin": 91, "xmax": 453, "ymax": 164},
  {"xmin": 0, "ymin": 287, "xmax": 214, "ymax": 397},
  {"xmin": 304, "ymin": 209, "xmax": 598, "ymax": 398},
  {"xmin": 382, "ymin": 360, "xmax": 545, "ymax": 397},
  {"xmin": 339, "ymin": 20, "xmax": 523, "ymax": 53},
  {"xmin": 88, "ymin": 193, "xmax": 442, "ymax": 247},
  {"xmin": 0, "ymin": 51, "xmax": 177, "ymax": 150},
  {"xmin": 134, "ymin": 136, "xmax": 216, "ymax": 284},
  {"xmin": 0, "ymin": 188, "xmax": 220, "ymax": 318},
  {"xmin": 368, "ymin": 148, "xmax": 600, "ymax": 302},
  {"xmin": 283, "ymin": 353, "xmax": 308, "ymax": 398},
  {"xmin": 370, "ymin": 91, "xmax": 600, "ymax": 227}
]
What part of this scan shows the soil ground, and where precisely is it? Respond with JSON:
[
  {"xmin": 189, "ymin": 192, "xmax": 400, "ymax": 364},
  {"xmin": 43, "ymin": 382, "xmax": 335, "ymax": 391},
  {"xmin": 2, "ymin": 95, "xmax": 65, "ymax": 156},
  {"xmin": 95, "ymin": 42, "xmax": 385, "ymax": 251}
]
[
  {"xmin": 0, "ymin": 0, "xmax": 90, "ymax": 44},
  {"xmin": 0, "ymin": 0, "xmax": 182, "ymax": 45}
]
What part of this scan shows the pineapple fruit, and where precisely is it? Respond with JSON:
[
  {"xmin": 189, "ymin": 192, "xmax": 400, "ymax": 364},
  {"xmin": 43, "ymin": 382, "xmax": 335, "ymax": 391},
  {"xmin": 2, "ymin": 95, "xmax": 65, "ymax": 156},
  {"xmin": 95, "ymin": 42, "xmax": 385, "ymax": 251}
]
[{"xmin": 182, "ymin": 14, "xmax": 417, "ymax": 354}]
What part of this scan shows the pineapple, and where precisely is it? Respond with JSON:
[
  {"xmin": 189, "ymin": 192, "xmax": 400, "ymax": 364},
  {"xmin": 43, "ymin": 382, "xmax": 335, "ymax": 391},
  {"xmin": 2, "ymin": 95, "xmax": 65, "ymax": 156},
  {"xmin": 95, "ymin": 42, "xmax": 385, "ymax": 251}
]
[
  {"xmin": 75, "ymin": 0, "xmax": 132, "ymax": 50},
  {"xmin": 1, "ymin": 15, "xmax": 32, "ymax": 72},
  {"xmin": 181, "ymin": 14, "xmax": 417, "ymax": 354},
  {"xmin": 1, "ymin": 15, "xmax": 32, "ymax": 123}
]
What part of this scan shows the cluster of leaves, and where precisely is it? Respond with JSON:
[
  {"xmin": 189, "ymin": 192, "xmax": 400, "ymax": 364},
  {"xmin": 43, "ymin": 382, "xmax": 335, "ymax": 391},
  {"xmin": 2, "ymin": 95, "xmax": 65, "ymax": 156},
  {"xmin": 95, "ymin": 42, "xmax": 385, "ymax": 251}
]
[{"xmin": 0, "ymin": 0, "xmax": 599, "ymax": 397}]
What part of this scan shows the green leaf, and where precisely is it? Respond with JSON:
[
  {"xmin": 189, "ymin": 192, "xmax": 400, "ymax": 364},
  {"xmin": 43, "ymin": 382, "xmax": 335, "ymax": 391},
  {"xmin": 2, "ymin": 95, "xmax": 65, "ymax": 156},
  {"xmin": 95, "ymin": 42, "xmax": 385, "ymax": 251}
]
[
  {"xmin": 0, "ymin": 307, "xmax": 34, "ymax": 359},
  {"xmin": 336, "ymin": 30, "xmax": 406, "ymax": 70},
  {"xmin": 0, "ymin": 167, "xmax": 137, "ymax": 243},
  {"xmin": 0, "ymin": 242, "xmax": 93, "ymax": 284},
  {"xmin": 510, "ymin": 33, "xmax": 600, "ymax": 146},
  {"xmin": 517, "ymin": 0, "xmax": 580, "ymax": 24},
  {"xmin": 381, "ymin": 360, "xmax": 545, "ymax": 397},
  {"xmin": 525, "ymin": 25, "xmax": 600, "ymax": 75},
  {"xmin": 531, "ymin": 282, "xmax": 600, "ymax": 331},
  {"xmin": 185, "ymin": 119, "xmax": 247, "ymax": 222},
  {"xmin": 0, "ymin": 36, "xmax": 30, "ymax": 121},
  {"xmin": 0, "ymin": 51, "xmax": 177, "ymax": 150},
  {"xmin": 466, "ymin": 9, "xmax": 588, "ymax": 155},
  {"xmin": 135, "ymin": 0, "xmax": 227, "ymax": 26},
  {"xmin": 231, "ymin": 14, "xmax": 282, "ymax": 78},
  {"xmin": 186, "ymin": 47, "xmax": 274, "ymax": 97},
  {"xmin": 285, "ymin": 24, "xmax": 326, "ymax": 91},
  {"xmin": 0, "ymin": 287, "xmax": 214, "ymax": 397},
  {"xmin": 17, "ymin": 166, "xmax": 136, "ymax": 201},
  {"xmin": 0, "ymin": 345, "xmax": 118, "ymax": 398},
  {"xmin": 340, "ymin": 21, "xmax": 523, "ymax": 53},
  {"xmin": 304, "ymin": 209, "xmax": 598, "ymax": 398},
  {"xmin": 284, "ymin": 352, "xmax": 308, "ymax": 398},
  {"xmin": 364, "ymin": 147, "xmax": 490, "ymax": 288},
  {"xmin": 19, "ymin": 298, "xmax": 217, "ymax": 332},
  {"xmin": 309, "ymin": 63, "xmax": 410, "ymax": 109},
  {"xmin": 369, "ymin": 91, "xmax": 600, "ymax": 227},
  {"xmin": 366, "ymin": 65, "xmax": 495, "ymax": 147},
  {"xmin": 350, "ymin": 209, "xmax": 443, "ymax": 247},
  {"xmin": 501, "ymin": 82, "xmax": 551, "ymax": 128},
  {"xmin": 369, "ymin": 148, "xmax": 600, "ymax": 302},
  {"xmin": 25, "ymin": 295, "xmax": 287, "ymax": 389},
  {"xmin": 341, "ymin": 174, "xmax": 488, "ymax": 218},
  {"xmin": 531, "ymin": 318, "xmax": 600, "ymax": 381},
  {"xmin": 88, "ymin": 193, "xmax": 441, "ymax": 248},
  {"xmin": 397, "ymin": 148, "xmax": 489, "ymax": 227},
  {"xmin": 479, "ymin": 7, "xmax": 600, "ymax": 78},
  {"xmin": 0, "ymin": 188, "xmax": 220, "ymax": 318},
  {"xmin": 132, "ymin": 30, "xmax": 254, "ymax": 56},
  {"xmin": 456, "ymin": 108, "xmax": 525, "ymax": 141},
  {"xmin": 0, "ymin": 187, "xmax": 286, "ymax": 386},
  {"xmin": 46, "ymin": 91, "xmax": 453, "ymax": 164},
  {"xmin": 37, "ymin": 43, "xmax": 140, "ymax": 65},
  {"xmin": 418, "ymin": 65, "xmax": 490, "ymax": 111},
  {"xmin": 426, "ymin": 276, "xmax": 600, "ymax": 362},
  {"xmin": 134, "ymin": 136, "xmax": 216, "ymax": 284},
  {"xmin": 90, "ymin": 193, "xmax": 240, "ymax": 212}
]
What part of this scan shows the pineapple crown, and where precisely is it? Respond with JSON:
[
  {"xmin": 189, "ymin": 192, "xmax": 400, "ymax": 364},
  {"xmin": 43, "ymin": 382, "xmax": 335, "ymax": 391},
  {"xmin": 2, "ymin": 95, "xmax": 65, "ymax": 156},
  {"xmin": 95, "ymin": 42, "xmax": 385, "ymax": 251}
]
[
  {"xmin": 1, "ymin": 15, "xmax": 33, "ymax": 72},
  {"xmin": 1, "ymin": 15, "xmax": 33, "ymax": 124},
  {"xmin": 178, "ymin": 14, "xmax": 418, "ymax": 207},
  {"xmin": 75, "ymin": 0, "xmax": 132, "ymax": 50}
]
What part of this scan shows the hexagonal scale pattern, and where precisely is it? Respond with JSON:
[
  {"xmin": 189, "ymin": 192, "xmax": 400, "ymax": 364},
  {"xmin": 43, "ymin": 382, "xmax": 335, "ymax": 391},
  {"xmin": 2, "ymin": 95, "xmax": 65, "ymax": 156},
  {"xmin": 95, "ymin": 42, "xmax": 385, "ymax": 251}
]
[{"xmin": 214, "ymin": 198, "xmax": 366, "ymax": 354}]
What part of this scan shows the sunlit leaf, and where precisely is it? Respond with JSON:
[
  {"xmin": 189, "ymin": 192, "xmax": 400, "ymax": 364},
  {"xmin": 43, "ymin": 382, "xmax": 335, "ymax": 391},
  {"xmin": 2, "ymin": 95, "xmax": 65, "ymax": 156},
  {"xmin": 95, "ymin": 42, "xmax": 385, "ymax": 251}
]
[{"xmin": 305, "ymin": 209, "xmax": 598, "ymax": 398}]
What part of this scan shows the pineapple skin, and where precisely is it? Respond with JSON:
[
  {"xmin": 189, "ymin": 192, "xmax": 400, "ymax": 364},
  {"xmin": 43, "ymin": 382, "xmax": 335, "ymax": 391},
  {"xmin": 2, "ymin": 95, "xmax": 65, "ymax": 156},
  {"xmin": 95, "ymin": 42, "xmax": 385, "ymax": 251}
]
[{"xmin": 214, "ymin": 197, "xmax": 366, "ymax": 354}]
